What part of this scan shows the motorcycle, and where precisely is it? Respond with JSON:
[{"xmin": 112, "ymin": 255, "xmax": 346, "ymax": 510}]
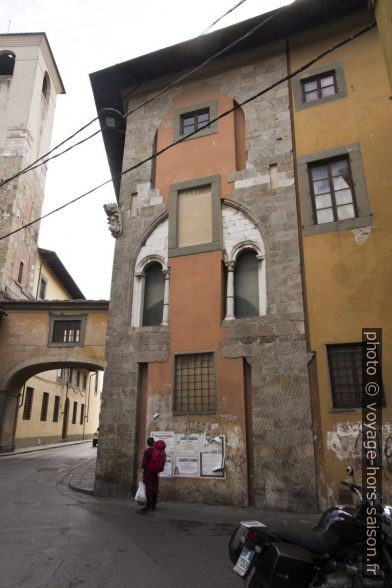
[{"xmin": 228, "ymin": 467, "xmax": 392, "ymax": 587}]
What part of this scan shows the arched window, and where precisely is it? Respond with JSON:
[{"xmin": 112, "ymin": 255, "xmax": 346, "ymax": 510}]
[
  {"xmin": 42, "ymin": 72, "xmax": 50, "ymax": 100},
  {"xmin": 234, "ymin": 250, "xmax": 259, "ymax": 318},
  {"xmin": 142, "ymin": 263, "xmax": 165, "ymax": 326},
  {"xmin": 0, "ymin": 51, "xmax": 15, "ymax": 76}
]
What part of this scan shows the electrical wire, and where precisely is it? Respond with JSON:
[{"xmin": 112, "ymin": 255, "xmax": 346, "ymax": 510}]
[
  {"xmin": 0, "ymin": 21, "xmax": 376, "ymax": 243},
  {"xmin": 201, "ymin": 0, "xmax": 248, "ymax": 35},
  {"xmin": 0, "ymin": 3, "xmax": 283, "ymax": 189}
]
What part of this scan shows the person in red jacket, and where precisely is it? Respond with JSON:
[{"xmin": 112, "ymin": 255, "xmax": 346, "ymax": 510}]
[{"xmin": 140, "ymin": 437, "xmax": 166, "ymax": 513}]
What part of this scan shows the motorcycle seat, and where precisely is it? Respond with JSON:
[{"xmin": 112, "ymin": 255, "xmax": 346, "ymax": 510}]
[{"xmin": 266, "ymin": 525, "xmax": 339, "ymax": 555}]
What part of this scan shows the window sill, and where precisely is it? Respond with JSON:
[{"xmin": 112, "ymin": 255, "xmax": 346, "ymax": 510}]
[{"xmin": 303, "ymin": 214, "xmax": 372, "ymax": 236}]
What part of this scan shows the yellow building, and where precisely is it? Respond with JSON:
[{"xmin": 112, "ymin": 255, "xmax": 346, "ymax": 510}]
[
  {"xmin": 289, "ymin": 8, "xmax": 392, "ymax": 506},
  {"xmin": 14, "ymin": 249, "xmax": 102, "ymax": 449}
]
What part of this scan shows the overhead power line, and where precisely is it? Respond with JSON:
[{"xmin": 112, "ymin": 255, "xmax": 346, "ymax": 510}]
[
  {"xmin": 201, "ymin": 0, "xmax": 248, "ymax": 35},
  {"xmin": 0, "ymin": 21, "xmax": 376, "ymax": 243},
  {"xmin": 0, "ymin": 3, "xmax": 282, "ymax": 189}
]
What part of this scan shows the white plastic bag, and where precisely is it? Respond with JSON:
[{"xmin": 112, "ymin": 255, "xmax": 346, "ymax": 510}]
[{"xmin": 135, "ymin": 481, "xmax": 146, "ymax": 505}]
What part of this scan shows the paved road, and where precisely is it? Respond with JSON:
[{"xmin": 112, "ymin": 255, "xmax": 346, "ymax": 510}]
[{"xmin": 0, "ymin": 443, "xmax": 242, "ymax": 588}]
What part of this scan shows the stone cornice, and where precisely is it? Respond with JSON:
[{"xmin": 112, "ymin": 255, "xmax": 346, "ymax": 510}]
[{"xmin": 0, "ymin": 299, "xmax": 109, "ymax": 312}]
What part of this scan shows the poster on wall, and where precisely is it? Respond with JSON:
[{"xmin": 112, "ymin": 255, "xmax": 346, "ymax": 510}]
[
  {"xmin": 174, "ymin": 455, "xmax": 200, "ymax": 477},
  {"xmin": 151, "ymin": 431, "xmax": 175, "ymax": 455},
  {"xmin": 159, "ymin": 456, "xmax": 173, "ymax": 478},
  {"xmin": 149, "ymin": 431, "xmax": 226, "ymax": 479},
  {"xmin": 200, "ymin": 435, "xmax": 225, "ymax": 478}
]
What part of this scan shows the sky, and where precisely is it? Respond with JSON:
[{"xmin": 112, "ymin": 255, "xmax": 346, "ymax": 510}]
[{"xmin": 2, "ymin": 0, "xmax": 292, "ymax": 299}]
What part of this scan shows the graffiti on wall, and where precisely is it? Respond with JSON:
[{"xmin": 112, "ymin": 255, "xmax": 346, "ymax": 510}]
[{"xmin": 327, "ymin": 422, "xmax": 392, "ymax": 468}]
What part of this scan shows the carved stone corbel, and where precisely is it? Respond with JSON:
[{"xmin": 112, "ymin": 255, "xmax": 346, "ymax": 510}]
[{"xmin": 103, "ymin": 203, "xmax": 122, "ymax": 238}]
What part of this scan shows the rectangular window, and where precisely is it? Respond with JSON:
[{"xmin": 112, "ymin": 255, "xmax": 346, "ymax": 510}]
[
  {"xmin": 178, "ymin": 186, "xmax": 212, "ymax": 248},
  {"xmin": 174, "ymin": 352, "xmax": 216, "ymax": 415},
  {"xmin": 52, "ymin": 320, "xmax": 81, "ymax": 344},
  {"xmin": 82, "ymin": 374, "xmax": 87, "ymax": 390},
  {"xmin": 308, "ymin": 156, "xmax": 357, "ymax": 225},
  {"xmin": 23, "ymin": 387, "xmax": 34, "ymax": 420},
  {"xmin": 80, "ymin": 404, "xmax": 85, "ymax": 425},
  {"xmin": 327, "ymin": 343, "xmax": 362, "ymax": 409},
  {"xmin": 56, "ymin": 369, "xmax": 63, "ymax": 381},
  {"xmin": 302, "ymin": 71, "xmax": 337, "ymax": 103},
  {"xmin": 38, "ymin": 277, "xmax": 47, "ymax": 300},
  {"xmin": 180, "ymin": 108, "xmax": 210, "ymax": 136},
  {"xmin": 40, "ymin": 392, "xmax": 49, "ymax": 421},
  {"xmin": 76, "ymin": 370, "xmax": 81, "ymax": 387},
  {"xmin": 53, "ymin": 395, "xmax": 60, "ymax": 422},
  {"xmin": 72, "ymin": 401, "xmax": 77, "ymax": 424},
  {"xmin": 17, "ymin": 261, "xmax": 24, "ymax": 284},
  {"xmin": 69, "ymin": 368, "xmax": 73, "ymax": 384}
]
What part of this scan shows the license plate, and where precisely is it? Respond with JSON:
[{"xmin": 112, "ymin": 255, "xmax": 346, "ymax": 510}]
[{"xmin": 233, "ymin": 545, "xmax": 254, "ymax": 577}]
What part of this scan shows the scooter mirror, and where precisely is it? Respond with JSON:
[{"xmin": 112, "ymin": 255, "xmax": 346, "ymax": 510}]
[{"xmin": 346, "ymin": 465, "xmax": 354, "ymax": 477}]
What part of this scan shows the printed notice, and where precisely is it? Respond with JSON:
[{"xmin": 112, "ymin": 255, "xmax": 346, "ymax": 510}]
[
  {"xmin": 200, "ymin": 436, "xmax": 225, "ymax": 478},
  {"xmin": 159, "ymin": 456, "xmax": 173, "ymax": 478},
  {"xmin": 151, "ymin": 431, "xmax": 175, "ymax": 455},
  {"xmin": 175, "ymin": 433, "xmax": 201, "ymax": 454},
  {"xmin": 174, "ymin": 456, "xmax": 200, "ymax": 477}
]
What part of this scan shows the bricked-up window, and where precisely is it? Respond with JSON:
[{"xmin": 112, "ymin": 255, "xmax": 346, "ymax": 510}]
[
  {"xmin": 302, "ymin": 71, "xmax": 337, "ymax": 103},
  {"xmin": 180, "ymin": 108, "xmax": 210, "ymax": 136},
  {"xmin": 327, "ymin": 343, "xmax": 362, "ymax": 409},
  {"xmin": 53, "ymin": 395, "xmax": 60, "ymax": 422},
  {"xmin": 174, "ymin": 353, "xmax": 216, "ymax": 415},
  {"xmin": 72, "ymin": 401, "xmax": 77, "ymax": 424},
  {"xmin": 80, "ymin": 404, "xmax": 85, "ymax": 425},
  {"xmin": 40, "ymin": 392, "xmax": 49, "ymax": 421},
  {"xmin": 52, "ymin": 320, "xmax": 81, "ymax": 344},
  {"xmin": 23, "ymin": 387, "xmax": 34, "ymax": 420},
  {"xmin": 309, "ymin": 157, "xmax": 357, "ymax": 225}
]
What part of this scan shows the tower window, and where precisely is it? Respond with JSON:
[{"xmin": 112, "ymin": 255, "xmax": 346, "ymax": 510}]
[
  {"xmin": 0, "ymin": 52, "xmax": 15, "ymax": 76},
  {"xmin": 17, "ymin": 261, "xmax": 24, "ymax": 284},
  {"xmin": 42, "ymin": 72, "xmax": 50, "ymax": 100}
]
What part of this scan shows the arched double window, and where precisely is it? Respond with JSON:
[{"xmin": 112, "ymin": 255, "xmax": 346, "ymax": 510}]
[
  {"xmin": 0, "ymin": 51, "xmax": 15, "ymax": 76},
  {"xmin": 142, "ymin": 262, "xmax": 165, "ymax": 326}
]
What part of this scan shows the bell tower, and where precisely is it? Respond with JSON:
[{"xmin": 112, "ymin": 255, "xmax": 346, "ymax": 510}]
[{"xmin": 0, "ymin": 33, "xmax": 65, "ymax": 299}]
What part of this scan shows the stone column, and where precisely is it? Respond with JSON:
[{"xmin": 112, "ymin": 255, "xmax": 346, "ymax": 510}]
[
  {"xmin": 224, "ymin": 260, "xmax": 236, "ymax": 320},
  {"xmin": 131, "ymin": 272, "xmax": 145, "ymax": 327},
  {"xmin": 161, "ymin": 268, "xmax": 170, "ymax": 326}
]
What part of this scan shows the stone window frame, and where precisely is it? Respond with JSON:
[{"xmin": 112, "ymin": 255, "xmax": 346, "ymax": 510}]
[
  {"xmin": 173, "ymin": 100, "xmax": 217, "ymax": 142},
  {"xmin": 297, "ymin": 143, "xmax": 371, "ymax": 235},
  {"xmin": 168, "ymin": 175, "xmax": 222, "ymax": 257},
  {"xmin": 48, "ymin": 313, "xmax": 87, "ymax": 348},
  {"xmin": 131, "ymin": 254, "xmax": 170, "ymax": 328},
  {"xmin": 172, "ymin": 350, "xmax": 217, "ymax": 416},
  {"xmin": 293, "ymin": 62, "xmax": 347, "ymax": 111},
  {"xmin": 224, "ymin": 241, "xmax": 266, "ymax": 321}
]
